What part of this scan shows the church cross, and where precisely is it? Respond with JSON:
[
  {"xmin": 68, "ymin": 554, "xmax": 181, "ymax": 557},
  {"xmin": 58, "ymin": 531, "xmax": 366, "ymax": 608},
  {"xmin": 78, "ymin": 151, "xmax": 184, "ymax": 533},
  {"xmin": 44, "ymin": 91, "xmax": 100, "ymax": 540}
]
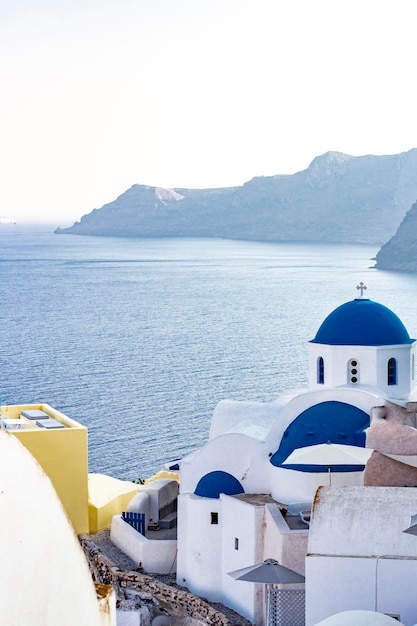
[{"xmin": 356, "ymin": 282, "xmax": 367, "ymax": 297}]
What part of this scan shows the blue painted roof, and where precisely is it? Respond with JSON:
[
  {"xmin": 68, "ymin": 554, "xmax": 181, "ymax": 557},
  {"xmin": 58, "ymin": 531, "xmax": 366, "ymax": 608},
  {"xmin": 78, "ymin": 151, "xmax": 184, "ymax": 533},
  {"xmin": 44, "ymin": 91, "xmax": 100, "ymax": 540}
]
[
  {"xmin": 270, "ymin": 401, "xmax": 369, "ymax": 473},
  {"xmin": 194, "ymin": 471, "xmax": 244, "ymax": 499},
  {"xmin": 311, "ymin": 299, "xmax": 413, "ymax": 346}
]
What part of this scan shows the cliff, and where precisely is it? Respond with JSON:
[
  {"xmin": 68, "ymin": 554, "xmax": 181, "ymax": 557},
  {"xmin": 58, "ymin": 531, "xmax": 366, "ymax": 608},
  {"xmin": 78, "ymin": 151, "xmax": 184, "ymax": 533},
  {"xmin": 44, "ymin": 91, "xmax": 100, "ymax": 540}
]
[
  {"xmin": 375, "ymin": 200, "xmax": 417, "ymax": 271},
  {"xmin": 55, "ymin": 149, "xmax": 417, "ymax": 244}
]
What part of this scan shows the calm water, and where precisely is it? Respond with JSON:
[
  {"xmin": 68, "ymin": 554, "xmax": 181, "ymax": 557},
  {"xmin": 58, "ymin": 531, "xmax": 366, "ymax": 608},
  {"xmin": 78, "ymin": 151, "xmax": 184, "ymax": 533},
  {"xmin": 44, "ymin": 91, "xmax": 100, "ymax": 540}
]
[{"xmin": 1, "ymin": 227, "xmax": 417, "ymax": 480}]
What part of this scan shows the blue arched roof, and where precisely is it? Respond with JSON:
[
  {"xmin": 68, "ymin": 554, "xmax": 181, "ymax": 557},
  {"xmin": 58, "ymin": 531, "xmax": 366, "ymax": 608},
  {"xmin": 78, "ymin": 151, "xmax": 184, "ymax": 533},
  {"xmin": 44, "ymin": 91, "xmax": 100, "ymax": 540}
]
[
  {"xmin": 270, "ymin": 401, "xmax": 369, "ymax": 473},
  {"xmin": 311, "ymin": 299, "xmax": 413, "ymax": 346},
  {"xmin": 194, "ymin": 471, "xmax": 244, "ymax": 499}
]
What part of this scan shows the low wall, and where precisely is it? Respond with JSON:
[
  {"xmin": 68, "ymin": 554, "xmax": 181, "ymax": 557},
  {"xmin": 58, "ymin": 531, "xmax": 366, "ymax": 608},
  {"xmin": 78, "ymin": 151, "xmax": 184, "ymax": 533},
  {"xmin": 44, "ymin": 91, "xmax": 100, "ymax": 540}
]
[
  {"xmin": 111, "ymin": 515, "xmax": 177, "ymax": 574},
  {"xmin": 79, "ymin": 536, "xmax": 235, "ymax": 626}
]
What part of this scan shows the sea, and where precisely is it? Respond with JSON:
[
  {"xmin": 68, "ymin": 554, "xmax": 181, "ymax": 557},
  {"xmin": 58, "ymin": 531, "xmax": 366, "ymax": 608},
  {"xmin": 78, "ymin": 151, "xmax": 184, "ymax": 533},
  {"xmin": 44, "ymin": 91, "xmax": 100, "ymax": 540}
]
[{"xmin": 2, "ymin": 225, "xmax": 417, "ymax": 482}]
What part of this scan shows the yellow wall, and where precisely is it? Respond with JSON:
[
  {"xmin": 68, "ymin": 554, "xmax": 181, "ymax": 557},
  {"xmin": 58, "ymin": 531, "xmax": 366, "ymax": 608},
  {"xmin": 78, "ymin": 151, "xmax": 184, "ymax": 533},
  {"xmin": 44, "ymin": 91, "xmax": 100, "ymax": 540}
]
[
  {"xmin": 2, "ymin": 403, "xmax": 89, "ymax": 534},
  {"xmin": 88, "ymin": 473, "xmax": 139, "ymax": 532}
]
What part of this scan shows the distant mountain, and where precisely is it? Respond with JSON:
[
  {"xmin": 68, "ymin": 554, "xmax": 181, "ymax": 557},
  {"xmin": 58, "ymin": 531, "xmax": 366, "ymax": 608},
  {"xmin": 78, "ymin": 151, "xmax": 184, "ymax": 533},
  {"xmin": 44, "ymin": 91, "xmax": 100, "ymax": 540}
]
[
  {"xmin": 55, "ymin": 149, "xmax": 417, "ymax": 244},
  {"xmin": 374, "ymin": 200, "xmax": 417, "ymax": 271}
]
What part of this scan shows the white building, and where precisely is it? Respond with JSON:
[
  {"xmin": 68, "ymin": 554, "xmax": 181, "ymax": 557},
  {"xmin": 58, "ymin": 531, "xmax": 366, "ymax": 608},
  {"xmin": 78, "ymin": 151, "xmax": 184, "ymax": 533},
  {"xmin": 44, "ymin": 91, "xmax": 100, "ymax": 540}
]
[
  {"xmin": 0, "ymin": 428, "xmax": 116, "ymax": 626},
  {"xmin": 306, "ymin": 486, "xmax": 417, "ymax": 626},
  {"xmin": 176, "ymin": 288, "xmax": 417, "ymax": 624}
]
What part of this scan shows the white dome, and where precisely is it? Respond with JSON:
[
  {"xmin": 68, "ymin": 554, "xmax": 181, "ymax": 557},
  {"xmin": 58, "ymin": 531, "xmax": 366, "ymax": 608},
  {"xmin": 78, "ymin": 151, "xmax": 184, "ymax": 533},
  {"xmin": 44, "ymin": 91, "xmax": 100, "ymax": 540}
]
[{"xmin": 314, "ymin": 610, "xmax": 404, "ymax": 626}]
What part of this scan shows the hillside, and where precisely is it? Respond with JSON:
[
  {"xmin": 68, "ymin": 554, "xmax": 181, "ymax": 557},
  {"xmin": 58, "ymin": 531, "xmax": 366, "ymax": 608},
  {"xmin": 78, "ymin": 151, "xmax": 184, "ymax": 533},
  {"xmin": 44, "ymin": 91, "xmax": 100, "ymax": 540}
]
[
  {"xmin": 55, "ymin": 149, "xmax": 417, "ymax": 244},
  {"xmin": 375, "ymin": 200, "xmax": 417, "ymax": 271}
]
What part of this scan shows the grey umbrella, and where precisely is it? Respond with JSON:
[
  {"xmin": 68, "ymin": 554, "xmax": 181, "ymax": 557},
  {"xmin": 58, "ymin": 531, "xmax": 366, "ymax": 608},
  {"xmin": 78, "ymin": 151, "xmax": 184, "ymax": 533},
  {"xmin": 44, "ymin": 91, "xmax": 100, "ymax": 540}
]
[
  {"xmin": 228, "ymin": 558, "xmax": 305, "ymax": 584},
  {"xmin": 228, "ymin": 559, "xmax": 305, "ymax": 624},
  {"xmin": 402, "ymin": 513, "xmax": 417, "ymax": 536}
]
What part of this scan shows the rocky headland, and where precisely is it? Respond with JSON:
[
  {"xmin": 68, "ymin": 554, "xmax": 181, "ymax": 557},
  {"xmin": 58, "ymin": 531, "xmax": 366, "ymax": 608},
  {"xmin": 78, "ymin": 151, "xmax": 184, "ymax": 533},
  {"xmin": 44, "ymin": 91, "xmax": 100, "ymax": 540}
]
[
  {"xmin": 56, "ymin": 149, "xmax": 417, "ymax": 246},
  {"xmin": 374, "ymin": 200, "xmax": 417, "ymax": 272}
]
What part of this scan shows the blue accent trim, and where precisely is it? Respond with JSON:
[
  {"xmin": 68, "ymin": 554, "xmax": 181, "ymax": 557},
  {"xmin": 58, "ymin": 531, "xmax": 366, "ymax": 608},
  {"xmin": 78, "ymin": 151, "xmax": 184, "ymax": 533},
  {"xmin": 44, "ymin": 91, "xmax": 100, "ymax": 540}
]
[
  {"xmin": 317, "ymin": 356, "xmax": 324, "ymax": 384},
  {"xmin": 311, "ymin": 299, "xmax": 413, "ymax": 346},
  {"xmin": 387, "ymin": 358, "xmax": 397, "ymax": 385},
  {"xmin": 122, "ymin": 512, "xmax": 146, "ymax": 535},
  {"xmin": 194, "ymin": 471, "xmax": 244, "ymax": 499},
  {"xmin": 270, "ymin": 401, "xmax": 370, "ymax": 473}
]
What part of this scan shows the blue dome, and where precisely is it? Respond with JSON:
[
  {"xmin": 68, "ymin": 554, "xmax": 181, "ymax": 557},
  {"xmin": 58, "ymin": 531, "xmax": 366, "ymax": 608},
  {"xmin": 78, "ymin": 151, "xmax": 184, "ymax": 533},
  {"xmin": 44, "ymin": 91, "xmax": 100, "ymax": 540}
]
[
  {"xmin": 311, "ymin": 299, "xmax": 413, "ymax": 346},
  {"xmin": 270, "ymin": 401, "xmax": 369, "ymax": 473},
  {"xmin": 194, "ymin": 471, "xmax": 244, "ymax": 499}
]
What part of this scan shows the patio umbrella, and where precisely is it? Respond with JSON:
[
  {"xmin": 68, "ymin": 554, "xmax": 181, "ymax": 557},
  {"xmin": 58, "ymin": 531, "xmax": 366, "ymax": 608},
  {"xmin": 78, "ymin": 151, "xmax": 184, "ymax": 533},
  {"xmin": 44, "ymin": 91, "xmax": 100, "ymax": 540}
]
[
  {"xmin": 228, "ymin": 559, "xmax": 305, "ymax": 625},
  {"xmin": 402, "ymin": 513, "xmax": 417, "ymax": 536},
  {"xmin": 282, "ymin": 442, "xmax": 374, "ymax": 485},
  {"xmin": 228, "ymin": 558, "xmax": 305, "ymax": 584}
]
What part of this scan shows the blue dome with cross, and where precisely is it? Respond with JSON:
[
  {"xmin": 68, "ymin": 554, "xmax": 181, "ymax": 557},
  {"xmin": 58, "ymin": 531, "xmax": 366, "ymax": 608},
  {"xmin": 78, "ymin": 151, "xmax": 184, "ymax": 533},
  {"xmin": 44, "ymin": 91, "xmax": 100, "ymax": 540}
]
[{"xmin": 311, "ymin": 298, "xmax": 413, "ymax": 347}]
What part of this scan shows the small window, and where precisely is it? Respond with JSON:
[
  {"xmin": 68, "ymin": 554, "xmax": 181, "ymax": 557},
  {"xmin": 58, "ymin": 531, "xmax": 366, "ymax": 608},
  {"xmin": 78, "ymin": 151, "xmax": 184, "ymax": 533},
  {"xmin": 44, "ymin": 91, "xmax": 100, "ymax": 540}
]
[
  {"xmin": 348, "ymin": 359, "xmax": 359, "ymax": 384},
  {"xmin": 317, "ymin": 357, "xmax": 324, "ymax": 384},
  {"xmin": 210, "ymin": 512, "xmax": 218, "ymax": 525},
  {"xmin": 388, "ymin": 358, "xmax": 397, "ymax": 385},
  {"xmin": 234, "ymin": 538, "xmax": 239, "ymax": 550}
]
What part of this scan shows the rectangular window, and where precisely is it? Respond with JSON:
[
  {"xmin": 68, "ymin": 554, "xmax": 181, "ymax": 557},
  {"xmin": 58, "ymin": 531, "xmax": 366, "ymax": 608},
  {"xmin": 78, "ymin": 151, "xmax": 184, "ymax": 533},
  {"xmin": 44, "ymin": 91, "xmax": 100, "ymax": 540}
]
[
  {"xmin": 234, "ymin": 537, "xmax": 239, "ymax": 550},
  {"xmin": 210, "ymin": 512, "xmax": 218, "ymax": 524}
]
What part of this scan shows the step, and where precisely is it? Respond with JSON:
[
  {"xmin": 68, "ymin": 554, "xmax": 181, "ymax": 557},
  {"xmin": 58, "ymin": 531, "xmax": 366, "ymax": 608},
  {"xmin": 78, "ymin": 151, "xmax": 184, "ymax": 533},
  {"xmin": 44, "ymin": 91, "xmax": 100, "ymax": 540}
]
[{"xmin": 159, "ymin": 512, "xmax": 177, "ymax": 529}]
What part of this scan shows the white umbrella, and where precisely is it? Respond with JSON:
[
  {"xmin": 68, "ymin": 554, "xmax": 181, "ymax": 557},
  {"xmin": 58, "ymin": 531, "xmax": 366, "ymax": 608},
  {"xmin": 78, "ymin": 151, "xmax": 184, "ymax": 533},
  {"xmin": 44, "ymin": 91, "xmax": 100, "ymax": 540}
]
[{"xmin": 282, "ymin": 442, "xmax": 374, "ymax": 485}]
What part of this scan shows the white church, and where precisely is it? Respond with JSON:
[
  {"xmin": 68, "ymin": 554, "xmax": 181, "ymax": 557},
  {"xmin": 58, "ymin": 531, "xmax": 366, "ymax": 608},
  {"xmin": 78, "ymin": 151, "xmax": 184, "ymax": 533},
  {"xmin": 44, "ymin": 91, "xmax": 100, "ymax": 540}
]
[
  {"xmin": 8, "ymin": 282, "xmax": 417, "ymax": 625},
  {"xmin": 174, "ymin": 284, "xmax": 417, "ymax": 625}
]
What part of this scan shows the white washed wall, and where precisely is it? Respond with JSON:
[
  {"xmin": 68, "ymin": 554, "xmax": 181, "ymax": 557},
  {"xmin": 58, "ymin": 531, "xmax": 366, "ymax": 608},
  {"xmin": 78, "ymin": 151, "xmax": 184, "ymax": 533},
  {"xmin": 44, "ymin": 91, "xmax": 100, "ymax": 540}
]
[
  {"xmin": 306, "ymin": 486, "xmax": 417, "ymax": 626},
  {"xmin": 306, "ymin": 556, "xmax": 417, "ymax": 626},
  {"xmin": 179, "ymin": 432, "xmax": 265, "ymax": 495},
  {"xmin": 220, "ymin": 495, "xmax": 266, "ymax": 626},
  {"xmin": 176, "ymin": 494, "xmax": 223, "ymax": 599},
  {"xmin": 0, "ymin": 431, "xmax": 110, "ymax": 626},
  {"xmin": 110, "ymin": 516, "xmax": 177, "ymax": 574}
]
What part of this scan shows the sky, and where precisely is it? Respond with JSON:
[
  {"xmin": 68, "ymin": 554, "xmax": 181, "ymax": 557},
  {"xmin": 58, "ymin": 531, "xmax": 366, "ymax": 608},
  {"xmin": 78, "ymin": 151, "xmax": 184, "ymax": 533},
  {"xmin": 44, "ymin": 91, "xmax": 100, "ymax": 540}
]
[{"xmin": 1, "ymin": 0, "xmax": 416, "ymax": 226}]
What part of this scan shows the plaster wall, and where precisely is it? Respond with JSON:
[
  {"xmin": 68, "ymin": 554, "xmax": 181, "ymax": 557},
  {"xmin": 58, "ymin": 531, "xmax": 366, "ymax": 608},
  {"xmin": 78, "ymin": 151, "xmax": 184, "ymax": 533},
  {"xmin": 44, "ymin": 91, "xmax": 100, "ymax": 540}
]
[
  {"xmin": 209, "ymin": 399, "xmax": 281, "ymax": 440},
  {"xmin": 306, "ymin": 556, "xmax": 417, "ymax": 626},
  {"xmin": 177, "ymin": 493, "xmax": 269, "ymax": 624},
  {"xmin": 263, "ymin": 504, "xmax": 308, "ymax": 575},
  {"xmin": 308, "ymin": 344, "xmax": 343, "ymax": 389},
  {"xmin": 0, "ymin": 430, "xmax": 109, "ymax": 626},
  {"xmin": 126, "ymin": 491, "xmax": 151, "ymax": 528},
  {"xmin": 376, "ymin": 345, "xmax": 413, "ymax": 397},
  {"xmin": 308, "ymin": 487, "xmax": 417, "ymax": 558},
  {"xmin": 309, "ymin": 343, "xmax": 415, "ymax": 398},
  {"xmin": 110, "ymin": 516, "xmax": 177, "ymax": 574},
  {"xmin": 180, "ymin": 433, "xmax": 266, "ymax": 495},
  {"xmin": 141, "ymin": 479, "xmax": 178, "ymax": 522},
  {"xmin": 306, "ymin": 487, "xmax": 417, "ymax": 625},
  {"xmin": 269, "ymin": 464, "xmax": 364, "ymax": 505},
  {"xmin": 176, "ymin": 494, "xmax": 223, "ymax": 599},
  {"xmin": 220, "ymin": 495, "xmax": 265, "ymax": 626}
]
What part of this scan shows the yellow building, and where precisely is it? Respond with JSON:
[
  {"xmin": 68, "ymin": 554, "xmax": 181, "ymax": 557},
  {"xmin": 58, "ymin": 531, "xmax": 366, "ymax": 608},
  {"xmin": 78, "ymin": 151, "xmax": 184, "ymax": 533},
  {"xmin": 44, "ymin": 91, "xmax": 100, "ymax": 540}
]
[{"xmin": 0, "ymin": 403, "xmax": 89, "ymax": 534}]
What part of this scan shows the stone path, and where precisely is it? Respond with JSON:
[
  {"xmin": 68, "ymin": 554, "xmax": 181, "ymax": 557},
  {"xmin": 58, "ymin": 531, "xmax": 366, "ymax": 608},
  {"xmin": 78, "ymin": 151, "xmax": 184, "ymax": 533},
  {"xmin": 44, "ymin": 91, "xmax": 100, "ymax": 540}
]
[{"xmin": 86, "ymin": 530, "xmax": 252, "ymax": 626}]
